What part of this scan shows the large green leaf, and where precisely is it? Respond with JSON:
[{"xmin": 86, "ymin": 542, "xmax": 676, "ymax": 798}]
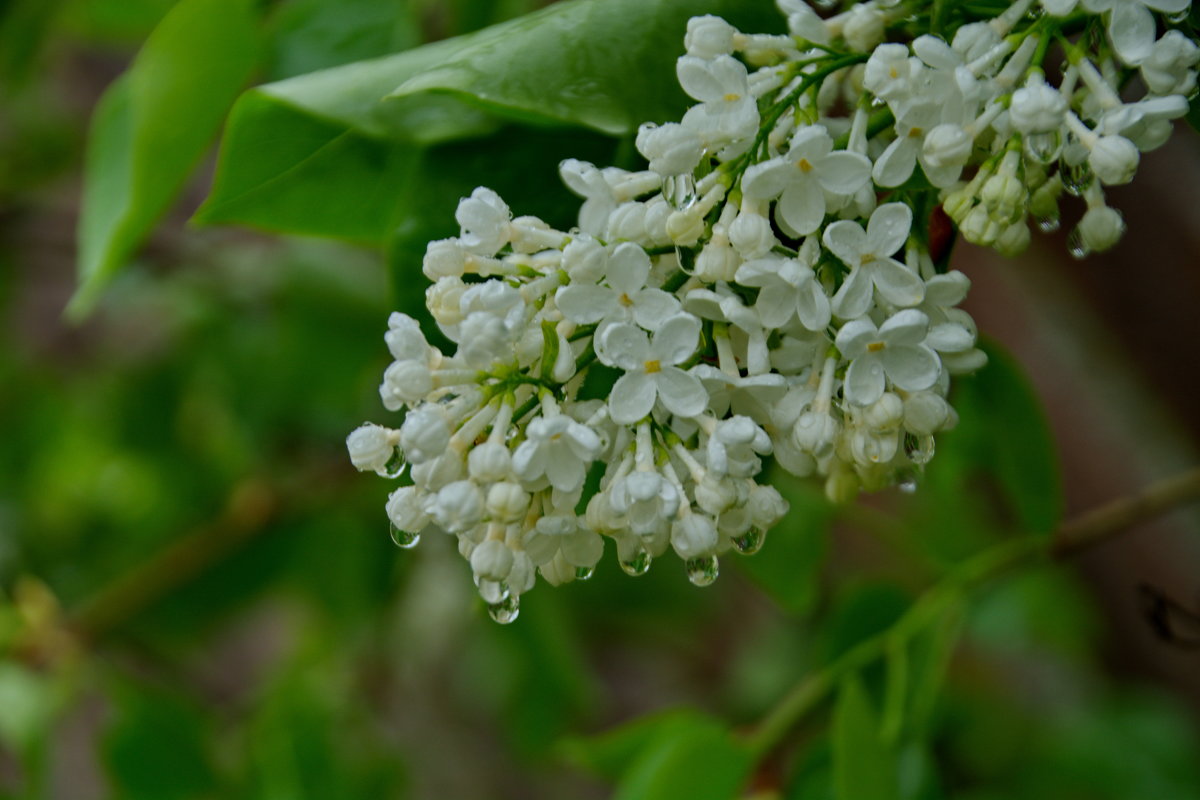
[
  {"xmin": 196, "ymin": 0, "xmax": 781, "ymax": 240},
  {"xmin": 264, "ymin": 0, "xmax": 420, "ymax": 81},
  {"xmin": 832, "ymin": 675, "xmax": 900, "ymax": 800},
  {"xmin": 71, "ymin": 0, "xmax": 259, "ymax": 317},
  {"xmin": 612, "ymin": 714, "xmax": 752, "ymax": 800}
]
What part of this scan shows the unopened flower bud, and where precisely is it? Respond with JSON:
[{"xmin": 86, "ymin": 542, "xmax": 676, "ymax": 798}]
[
  {"xmin": 470, "ymin": 539, "xmax": 514, "ymax": 582},
  {"xmin": 1088, "ymin": 136, "xmax": 1139, "ymax": 186},
  {"xmin": 347, "ymin": 423, "xmax": 395, "ymax": 473}
]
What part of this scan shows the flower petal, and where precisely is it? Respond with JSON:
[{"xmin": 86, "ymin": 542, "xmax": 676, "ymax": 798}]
[
  {"xmin": 822, "ymin": 219, "xmax": 867, "ymax": 267},
  {"xmin": 655, "ymin": 367, "xmax": 708, "ymax": 418},
  {"xmin": 926, "ymin": 322, "xmax": 974, "ymax": 352},
  {"xmin": 795, "ymin": 277, "xmax": 832, "ymax": 331},
  {"xmin": 879, "ymin": 308, "xmax": 930, "ymax": 346},
  {"xmin": 866, "ymin": 203, "xmax": 913, "ymax": 257},
  {"xmin": 596, "ymin": 322, "xmax": 650, "ymax": 370},
  {"xmin": 632, "ymin": 288, "xmax": 683, "ymax": 329},
  {"xmin": 777, "ymin": 177, "xmax": 826, "ymax": 237},
  {"xmin": 607, "ymin": 241, "xmax": 651, "ymax": 295},
  {"xmin": 831, "ymin": 267, "xmax": 873, "ymax": 319},
  {"xmin": 871, "ymin": 137, "xmax": 918, "ymax": 188},
  {"xmin": 817, "ymin": 150, "xmax": 872, "ymax": 195},
  {"xmin": 556, "ymin": 284, "xmax": 616, "ymax": 324},
  {"xmin": 924, "ymin": 271, "xmax": 970, "ymax": 306},
  {"xmin": 881, "ymin": 344, "xmax": 940, "ymax": 391},
  {"xmin": 650, "ymin": 313, "xmax": 701, "ymax": 366},
  {"xmin": 755, "ymin": 282, "xmax": 796, "ymax": 328},
  {"xmin": 871, "ymin": 257, "xmax": 926, "ymax": 308},
  {"xmin": 743, "ymin": 158, "xmax": 794, "ymax": 200},
  {"xmin": 608, "ymin": 373, "xmax": 657, "ymax": 424},
  {"xmin": 1109, "ymin": 2, "xmax": 1155, "ymax": 65},
  {"xmin": 834, "ymin": 317, "xmax": 879, "ymax": 359},
  {"xmin": 845, "ymin": 355, "xmax": 886, "ymax": 406}
]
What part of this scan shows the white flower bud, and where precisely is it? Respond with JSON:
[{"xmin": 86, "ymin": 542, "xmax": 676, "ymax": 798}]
[
  {"xmin": 671, "ymin": 513, "xmax": 719, "ymax": 560},
  {"xmin": 385, "ymin": 313, "xmax": 430, "ymax": 362},
  {"xmin": 903, "ymin": 392, "xmax": 951, "ymax": 435},
  {"xmin": 423, "ymin": 238, "xmax": 466, "ymax": 280},
  {"xmin": 843, "ymin": 5, "xmax": 885, "ymax": 52},
  {"xmin": 685, "ymin": 15, "xmax": 737, "ymax": 58},
  {"xmin": 487, "ymin": 481, "xmax": 530, "ymax": 523},
  {"xmin": 380, "ymin": 360, "xmax": 433, "ymax": 411},
  {"xmin": 729, "ymin": 205, "xmax": 775, "ymax": 258},
  {"xmin": 539, "ymin": 552, "xmax": 577, "ymax": 586},
  {"xmin": 849, "ymin": 428, "xmax": 899, "ymax": 465},
  {"xmin": 922, "ymin": 124, "xmax": 972, "ymax": 169},
  {"xmin": 426, "ymin": 277, "xmax": 466, "ymax": 326},
  {"xmin": 387, "ymin": 486, "xmax": 429, "ymax": 532},
  {"xmin": 694, "ymin": 476, "xmax": 739, "ymax": 516},
  {"xmin": 1142, "ymin": 31, "xmax": 1200, "ymax": 96},
  {"xmin": 995, "ymin": 221, "xmax": 1030, "ymax": 257},
  {"xmin": 748, "ymin": 483, "xmax": 788, "ymax": 530},
  {"xmin": 562, "ymin": 237, "xmax": 606, "ymax": 283},
  {"xmin": 665, "ymin": 208, "xmax": 707, "ymax": 246},
  {"xmin": 456, "ymin": 187, "xmax": 511, "ymax": 255},
  {"xmin": 508, "ymin": 551, "xmax": 536, "ymax": 596},
  {"xmin": 470, "ymin": 539, "xmax": 514, "ymax": 582},
  {"xmin": 432, "ymin": 480, "xmax": 484, "ymax": 532},
  {"xmin": 561, "ymin": 530, "xmax": 604, "ymax": 568},
  {"xmin": 346, "ymin": 423, "xmax": 395, "ymax": 473},
  {"xmin": 951, "ymin": 21, "xmax": 998, "ymax": 62},
  {"xmin": 607, "ymin": 201, "xmax": 648, "ymax": 241},
  {"xmin": 1088, "ymin": 136, "xmax": 1139, "ymax": 186},
  {"xmin": 694, "ymin": 240, "xmax": 738, "ymax": 282},
  {"xmin": 399, "ymin": 407, "xmax": 450, "ymax": 464},
  {"xmin": 636, "ymin": 122, "xmax": 704, "ymax": 177},
  {"xmin": 793, "ymin": 410, "xmax": 838, "ymax": 459},
  {"xmin": 468, "ymin": 441, "xmax": 512, "ymax": 483},
  {"xmin": 861, "ymin": 393, "xmax": 903, "ymax": 430},
  {"xmin": 1010, "ymin": 77, "xmax": 1067, "ymax": 135},
  {"xmin": 410, "ymin": 451, "xmax": 463, "ymax": 491},
  {"xmin": 1077, "ymin": 205, "xmax": 1125, "ymax": 253},
  {"xmin": 960, "ymin": 205, "xmax": 1000, "ymax": 246}
]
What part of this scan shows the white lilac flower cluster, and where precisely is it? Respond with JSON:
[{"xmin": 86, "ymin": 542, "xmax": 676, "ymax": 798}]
[{"xmin": 348, "ymin": 0, "xmax": 1199, "ymax": 622}]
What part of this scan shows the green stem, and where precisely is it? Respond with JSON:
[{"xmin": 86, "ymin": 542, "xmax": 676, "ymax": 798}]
[{"xmin": 742, "ymin": 466, "xmax": 1200, "ymax": 759}]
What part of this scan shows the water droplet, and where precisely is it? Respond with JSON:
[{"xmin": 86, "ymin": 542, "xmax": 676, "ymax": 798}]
[
  {"xmin": 1023, "ymin": 131, "xmax": 1061, "ymax": 164},
  {"xmin": 383, "ymin": 450, "xmax": 407, "ymax": 479},
  {"xmin": 1066, "ymin": 227, "xmax": 1090, "ymax": 260},
  {"xmin": 476, "ymin": 579, "xmax": 509, "ymax": 604},
  {"xmin": 732, "ymin": 527, "xmax": 765, "ymax": 555},
  {"xmin": 389, "ymin": 523, "xmax": 420, "ymax": 549},
  {"xmin": 620, "ymin": 548, "xmax": 652, "ymax": 576},
  {"xmin": 487, "ymin": 594, "xmax": 520, "ymax": 624},
  {"xmin": 896, "ymin": 469, "xmax": 919, "ymax": 493},
  {"xmin": 812, "ymin": 0, "xmax": 838, "ymax": 10},
  {"xmin": 1167, "ymin": 9, "xmax": 1189, "ymax": 22},
  {"xmin": 575, "ymin": 565, "xmax": 595, "ymax": 581},
  {"xmin": 904, "ymin": 433, "xmax": 935, "ymax": 465},
  {"xmin": 870, "ymin": 95, "xmax": 887, "ymax": 108},
  {"xmin": 685, "ymin": 555, "xmax": 719, "ymax": 587},
  {"xmin": 663, "ymin": 174, "xmax": 697, "ymax": 211},
  {"xmin": 1061, "ymin": 162, "xmax": 1092, "ymax": 197},
  {"xmin": 1034, "ymin": 215, "xmax": 1060, "ymax": 233}
]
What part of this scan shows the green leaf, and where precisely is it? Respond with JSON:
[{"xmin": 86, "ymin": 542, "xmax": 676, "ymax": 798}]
[
  {"xmin": 197, "ymin": 0, "xmax": 781, "ymax": 240},
  {"xmin": 612, "ymin": 714, "xmax": 752, "ymax": 800},
  {"xmin": 735, "ymin": 470, "xmax": 832, "ymax": 616},
  {"xmin": 264, "ymin": 0, "xmax": 420, "ymax": 81},
  {"xmin": 954, "ymin": 340, "xmax": 1063, "ymax": 535},
  {"xmin": 71, "ymin": 0, "xmax": 260, "ymax": 317},
  {"xmin": 562, "ymin": 709, "xmax": 714, "ymax": 782},
  {"xmin": 833, "ymin": 675, "xmax": 900, "ymax": 800}
]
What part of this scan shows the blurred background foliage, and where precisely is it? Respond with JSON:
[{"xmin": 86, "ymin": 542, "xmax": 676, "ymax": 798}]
[{"xmin": 0, "ymin": 0, "xmax": 1198, "ymax": 798}]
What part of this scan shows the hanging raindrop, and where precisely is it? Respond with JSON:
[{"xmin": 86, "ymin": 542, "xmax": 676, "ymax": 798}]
[
  {"xmin": 389, "ymin": 523, "xmax": 420, "ymax": 549},
  {"xmin": 685, "ymin": 554, "xmax": 720, "ymax": 587},
  {"xmin": 383, "ymin": 450, "xmax": 407, "ymax": 479},
  {"xmin": 1034, "ymin": 215, "xmax": 1060, "ymax": 233},
  {"xmin": 476, "ymin": 578, "xmax": 510, "ymax": 604},
  {"xmin": 904, "ymin": 432, "xmax": 936, "ymax": 465},
  {"xmin": 1066, "ymin": 227, "xmax": 1090, "ymax": 260},
  {"xmin": 619, "ymin": 548, "xmax": 652, "ymax": 576},
  {"xmin": 1061, "ymin": 162, "xmax": 1092, "ymax": 197},
  {"xmin": 574, "ymin": 565, "xmax": 595, "ymax": 581},
  {"xmin": 1023, "ymin": 131, "xmax": 1061, "ymax": 164},
  {"xmin": 732, "ymin": 528, "xmax": 765, "ymax": 555},
  {"xmin": 488, "ymin": 594, "xmax": 520, "ymax": 624},
  {"xmin": 663, "ymin": 173, "xmax": 697, "ymax": 211}
]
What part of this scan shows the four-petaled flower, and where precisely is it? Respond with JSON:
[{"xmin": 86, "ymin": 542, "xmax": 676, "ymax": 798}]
[
  {"xmin": 823, "ymin": 203, "xmax": 925, "ymax": 319},
  {"xmin": 596, "ymin": 314, "xmax": 707, "ymax": 424},
  {"xmin": 835, "ymin": 309, "xmax": 941, "ymax": 406},
  {"xmin": 556, "ymin": 242, "xmax": 680, "ymax": 331}
]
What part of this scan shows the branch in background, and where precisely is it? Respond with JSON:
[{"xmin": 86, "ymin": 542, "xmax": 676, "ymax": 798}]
[{"xmin": 744, "ymin": 465, "xmax": 1200, "ymax": 760}]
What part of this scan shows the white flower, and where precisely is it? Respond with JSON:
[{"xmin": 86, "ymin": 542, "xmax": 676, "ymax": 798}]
[
  {"xmin": 430, "ymin": 480, "xmax": 485, "ymax": 533},
  {"xmin": 872, "ymin": 100, "xmax": 966, "ymax": 188},
  {"xmin": 386, "ymin": 486, "xmax": 430, "ymax": 532},
  {"xmin": 743, "ymin": 125, "xmax": 872, "ymax": 237},
  {"xmin": 1009, "ymin": 73, "xmax": 1067, "ymax": 135},
  {"xmin": 1083, "ymin": 0, "xmax": 1190, "ymax": 65},
  {"xmin": 636, "ymin": 122, "xmax": 705, "ymax": 176},
  {"xmin": 512, "ymin": 415, "xmax": 602, "ymax": 493},
  {"xmin": 1088, "ymin": 135, "xmax": 1139, "ymax": 185},
  {"xmin": 671, "ymin": 512, "xmax": 719, "ymax": 559},
  {"xmin": 823, "ymin": 203, "xmax": 924, "ymax": 319},
  {"xmin": 677, "ymin": 55, "xmax": 759, "ymax": 145},
  {"xmin": 835, "ymin": 309, "xmax": 941, "ymax": 406},
  {"xmin": 346, "ymin": 423, "xmax": 395, "ymax": 474},
  {"xmin": 596, "ymin": 314, "xmax": 707, "ymax": 424},
  {"xmin": 685, "ymin": 15, "xmax": 738, "ymax": 58},
  {"xmin": 399, "ymin": 406, "xmax": 450, "ymax": 464},
  {"xmin": 560, "ymin": 159, "xmax": 617, "ymax": 235},
  {"xmin": 470, "ymin": 539, "xmax": 514, "ymax": 582},
  {"xmin": 555, "ymin": 242, "xmax": 680, "ymax": 331},
  {"xmin": 1142, "ymin": 31, "xmax": 1200, "ymax": 95},
  {"xmin": 691, "ymin": 366, "xmax": 787, "ymax": 425},
  {"xmin": 735, "ymin": 251, "xmax": 832, "ymax": 332},
  {"xmin": 707, "ymin": 416, "xmax": 772, "ymax": 477},
  {"xmin": 456, "ymin": 187, "xmax": 511, "ymax": 255}
]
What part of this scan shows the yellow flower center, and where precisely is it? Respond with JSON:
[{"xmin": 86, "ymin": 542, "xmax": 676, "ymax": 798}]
[
  {"xmin": 908, "ymin": 127, "xmax": 924, "ymax": 138},
  {"xmin": 861, "ymin": 253, "xmax": 876, "ymax": 264},
  {"xmin": 644, "ymin": 359, "xmax": 662, "ymax": 374},
  {"xmin": 796, "ymin": 158, "xmax": 814, "ymax": 173},
  {"xmin": 867, "ymin": 341, "xmax": 886, "ymax": 353},
  {"xmin": 723, "ymin": 93, "xmax": 741, "ymax": 102},
  {"xmin": 618, "ymin": 292, "xmax": 634, "ymax": 307}
]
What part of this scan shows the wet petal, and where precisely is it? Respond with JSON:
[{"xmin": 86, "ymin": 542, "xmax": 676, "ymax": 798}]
[
  {"xmin": 743, "ymin": 158, "xmax": 794, "ymax": 200},
  {"xmin": 926, "ymin": 322, "xmax": 974, "ymax": 352},
  {"xmin": 879, "ymin": 308, "xmax": 930, "ymax": 346},
  {"xmin": 795, "ymin": 277, "xmax": 832, "ymax": 331},
  {"xmin": 777, "ymin": 177, "xmax": 826, "ymax": 237},
  {"xmin": 650, "ymin": 313, "xmax": 701, "ymax": 365},
  {"xmin": 831, "ymin": 267, "xmax": 873, "ymax": 319},
  {"xmin": 556, "ymin": 284, "xmax": 615, "ymax": 324},
  {"xmin": 596, "ymin": 322, "xmax": 650, "ymax": 370},
  {"xmin": 866, "ymin": 203, "xmax": 913, "ymax": 257},
  {"xmin": 632, "ymin": 288, "xmax": 682, "ymax": 329},
  {"xmin": 845, "ymin": 355, "xmax": 886, "ymax": 406},
  {"xmin": 1109, "ymin": 2, "xmax": 1155, "ymax": 65},
  {"xmin": 822, "ymin": 219, "xmax": 868, "ymax": 266},
  {"xmin": 881, "ymin": 344, "xmax": 940, "ymax": 391},
  {"xmin": 755, "ymin": 283, "xmax": 796, "ymax": 328},
  {"xmin": 834, "ymin": 316, "xmax": 879, "ymax": 359},
  {"xmin": 817, "ymin": 150, "xmax": 872, "ymax": 195},
  {"xmin": 656, "ymin": 367, "xmax": 708, "ymax": 418},
  {"xmin": 609, "ymin": 373, "xmax": 657, "ymax": 424},
  {"xmin": 871, "ymin": 137, "xmax": 918, "ymax": 188},
  {"xmin": 607, "ymin": 241, "xmax": 652, "ymax": 295},
  {"xmin": 871, "ymin": 257, "xmax": 926, "ymax": 308}
]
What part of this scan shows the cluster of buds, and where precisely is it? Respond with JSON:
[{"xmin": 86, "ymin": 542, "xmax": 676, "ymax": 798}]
[{"xmin": 349, "ymin": 0, "xmax": 1196, "ymax": 621}]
